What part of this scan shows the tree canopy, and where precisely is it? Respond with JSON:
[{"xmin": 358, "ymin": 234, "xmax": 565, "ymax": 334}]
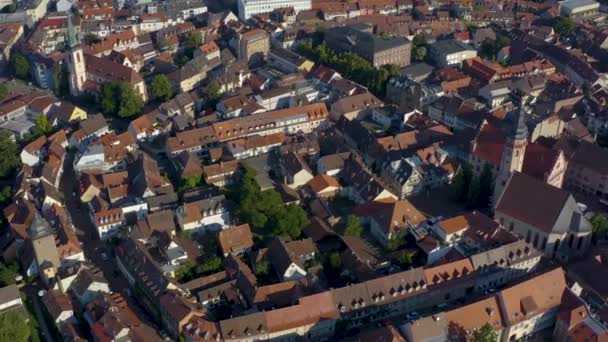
[
  {"xmin": 10, "ymin": 53, "xmax": 29, "ymax": 80},
  {"xmin": 479, "ymin": 35, "xmax": 511, "ymax": 61},
  {"xmin": 451, "ymin": 163, "xmax": 494, "ymax": 211},
  {"xmin": 229, "ymin": 165, "xmax": 309, "ymax": 240},
  {"xmin": 83, "ymin": 33, "xmax": 101, "ymax": 45},
  {"xmin": 552, "ymin": 16, "xmax": 575, "ymax": 36},
  {"xmin": 591, "ymin": 214, "xmax": 608, "ymax": 239},
  {"xmin": 100, "ymin": 82, "xmax": 144, "ymax": 118},
  {"xmin": 0, "ymin": 311, "xmax": 30, "ymax": 342},
  {"xmin": 411, "ymin": 33, "xmax": 429, "ymax": 62},
  {"xmin": 0, "ymin": 261, "xmax": 18, "ymax": 286},
  {"xmin": 328, "ymin": 252, "xmax": 342, "ymax": 268},
  {"xmin": 0, "ymin": 83, "xmax": 7, "ymax": 100},
  {"xmin": 344, "ymin": 215, "xmax": 363, "ymax": 237},
  {"xmin": 174, "ymin": 261, "xmax": 196, "ymax": 283},
  {"xmin": 151, "ymin": 74, "xmax": 173, "ymax": 102},
  {"xmin": 296, "ymin": 40, "xmax": 399, "ymax": 97},
  {"xmin": 254, "ymin": 259, "xmax": 270, "ymax": 275},
  {"xmin": 0, "ymin": 133, "xmax": 20, "ymax": 178},
  {"xmin": 472, "ymin": 323, "xmax": 498, "ymax": 342},
  {"xmin": 32, "ymin": 115, "xmax": 52, "ymax": 138}
]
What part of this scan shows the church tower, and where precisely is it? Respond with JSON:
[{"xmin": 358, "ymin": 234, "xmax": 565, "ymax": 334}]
[
  {"xmin": 493, "ymin": 104, "xmax": 529, "ymax": 203},
  {"xmin": 65, "ymin": 15, "xmax": 86, "ymax": 97}
]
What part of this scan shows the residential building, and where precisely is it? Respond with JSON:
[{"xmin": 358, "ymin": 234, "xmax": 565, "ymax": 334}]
[
  {"xmin": 237, "ymin": 0, "xmax": 311, "ymax": 21},
  {"xmin": 281, "ymin": 151, "xmax": 314, "ymax": 189},
  {"xmin": 429, "ymin": 39, "xmax": 477, "ymax": 67},
  {"xmin": 238, "ymin": 29, "xmax": 270, "ymax": 65},
  {"xmin": 268, "ymin": 47, "xmax": 314, "ymax": 74},
  {"xmin": 560, "ymin": 0, "xmax": 599, "ymax": 18},
  {"xmin": 562, "ymin": 140, "xmax": 608, "ymax": 201},
  {"xmin": 177, "ymin": 195, "xmax": 231, "ymax": 232},
  {"xmin": 0, "ymin": 23, "xmax": 23, "ymax": 67},
  {"xmin": 325, "ymin": 25, "xmax": 411, "ymax": 68},
  {"xmin": 217, "ymin": 224, "xmax": 254, "ymax": 257},
  {"xmin": 353, "ymin": 199, "xmax": 426, "ymax": 247}
]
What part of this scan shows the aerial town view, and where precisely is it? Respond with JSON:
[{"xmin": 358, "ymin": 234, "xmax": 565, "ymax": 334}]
[{"xmin": 0, "ymin": 0, "xmax": 608, "ymax": 340}]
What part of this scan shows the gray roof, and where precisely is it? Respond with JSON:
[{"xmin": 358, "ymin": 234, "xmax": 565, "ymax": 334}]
[
  {"xmin": 0, "ymin": 284, "xmax": 20, "ymax": 305},
  {"xmin": 430, "ymin": 39, "xmax": 475, "ymax": 55}
]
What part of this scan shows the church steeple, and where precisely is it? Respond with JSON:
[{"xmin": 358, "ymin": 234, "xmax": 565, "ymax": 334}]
[
  {"xmin": 65, "ymin": 13, "xmax": 87, "ymax": 97},
  {"xmin": 493, "ymin": 103, "xmax": 529, "ymax": 204},
  {"xmin": 66, "ymin": 14, "xmax": 80, "ymax": 50}
]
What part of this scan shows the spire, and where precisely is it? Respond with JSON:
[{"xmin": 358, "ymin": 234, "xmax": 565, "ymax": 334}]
[
  {"xmin": 512, "ymin": 105, "xmax": 528, "ymax": 142},
  {"xmin": 29, "ymin": 212, "xmax": 52, "ymax": 239},
  {"xmin": 66, "ymin": 14, "xmax": 80, "ymax": 49}
]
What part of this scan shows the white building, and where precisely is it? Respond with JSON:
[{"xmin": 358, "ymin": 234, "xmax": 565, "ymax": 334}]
[
  {"xmin": 559, "ymin": 0, "xmax": 600, "ymax": 17},
  {"xmin": 238, "ymin": 0, "xmax": 311, "ymax": 21}
]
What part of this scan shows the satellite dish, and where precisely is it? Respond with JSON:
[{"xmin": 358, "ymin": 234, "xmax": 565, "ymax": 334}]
[{"xmin": 37, "ymin": 290, "xmax": 46, "ymax": 297}]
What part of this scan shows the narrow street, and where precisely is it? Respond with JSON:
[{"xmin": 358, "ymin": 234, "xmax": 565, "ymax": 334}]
[
  {"xmin": 59, "ymin": 150, "xmax": 164, "ymax": 333},
  {"xmin": 23, "ymin": 284, "xmax": 55, "ymax": 342}
]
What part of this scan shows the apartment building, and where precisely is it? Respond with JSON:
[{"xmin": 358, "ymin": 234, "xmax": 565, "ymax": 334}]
[
  {"xmin": 325, "ymin": 25, "xmax": 411, "ymax": 68},
  {"xmin": 429, "ymin": 39, "xmax": 478, "ymax": 67},
  {"xmin": 237, "ymin": 0, "xmax": 311, "ymax": 21}
]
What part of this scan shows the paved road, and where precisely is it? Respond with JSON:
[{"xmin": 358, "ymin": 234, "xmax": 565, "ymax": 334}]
[
  {"xmin": 23, "ymin": 285, "xmax": 55, "ymax": 342},
  {"xmin": 59, "ymin": 150, "xmax": 164, "ymax": 334}
]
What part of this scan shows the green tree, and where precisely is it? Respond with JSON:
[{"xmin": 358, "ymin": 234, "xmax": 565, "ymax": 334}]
[
  {"xmin": 591, "ymin": 214, "xmax": 608, "ymax": 239},
  {"xmin": 472, "ymin": 323, "xmax": 498, "ymax": 342},
  {"xmin": 476, "ymin": 164, "xmax": 495, "ymax": 209},
  {"xmin": 198, "ymin": 257, "xmax": 222, "ymax": 274},
  {"xmin": 179, "ymin": 174, "xmax": 203, "ymax": 192},
  {"xmin": 398, "ymin": 252, "xmax": 414, "ymax": 267},
  {"xmin": 0, "ymin": 83, "xmax": 7, "ymax": 100},
  {"xmin": 272, "ymin": 203, "xmax": 309, "ymax": 239},
  {"xmin": 174, "ymin": 261, "xmax": 196, "ymax": 282},
  {"xmin": 0, "ymin": 133, "xmax": 20, "ymax": 178},
  {"xmin": 100, "ymin": 82, "xmax": 118, "ymax": 115},
  {"xmin": 0, "ymin": 186, "xmax": 11, "ymax": 204},
  {"xmin": 151, "ymin": 74, "xmax": 173, "ymax": 102},
  {"xmin": 344, "ymin": 215, "xmax": 363, "ymax": 237},
  {"xmin": 296, "ymin": 40, "xmax": 398, "ymax": 97},
  {"xmin": 83, "ymin": 33, "xmax": 101, "ymax": 45},
  {"xmin": 229, "ymin": 165, "xmax": 310, "ymax": 240},
  {"xmin": 412, "ymin": 46, "xmax": 427, "ymax": 62},
  {"xmin": 0, "ymin": 311, "xmax": 30, "ymax": 342},
  {"xmin": 0, "ymin": 2, "xmax": 16, "ymax": 13},
  {"xmin": 204, "ymin": 80, "xmax": 222, "ymax": 103},
  {"xmin": 32, "ymin": 115, "xmax": 51, "ymax": 137},
  {"xmin": 387, "ymin": 231, "xmax": 407, "ymax": 251},
  {"xmin": 100, "ymin": 82, "xmax": 144, "ymax": 118},
  {"xmin": 10, "ymin": 53, "xmax": 29, "ymax": 80},
  {"xmin": 254, "ymin": 259, "xmax": 270, "ymax": 275},
  {"xmin": 53, "ymin": 62, "xmax": 69, "ymax": 98},
  {"xmin": 552, "ymin": 16, "xmax": 575, "ymax": 36},
  {"xmin": 0, "ymin": 261, "xmax": 19, "ymax": 286},
  {"xmin": 328, "ymin": 252, "xmax": 342, "ymax": 268},
  {"xmin": 451, "ymin": 163, "xmax": 473, "ymax": 202},
  {"xmin": 412, "ymin": 33, "xmax": 429, "ymax": 47},
  {"xmin": 184, "ymin": 32, "xmax": 203, "ymax": 59},
  {"xmin": 117, "ymin": 83, "xmax": 144, "ymax": 118},
  {"xmin": 466, "ymin": 177, "xmax": 482, "ymax": 209}
]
